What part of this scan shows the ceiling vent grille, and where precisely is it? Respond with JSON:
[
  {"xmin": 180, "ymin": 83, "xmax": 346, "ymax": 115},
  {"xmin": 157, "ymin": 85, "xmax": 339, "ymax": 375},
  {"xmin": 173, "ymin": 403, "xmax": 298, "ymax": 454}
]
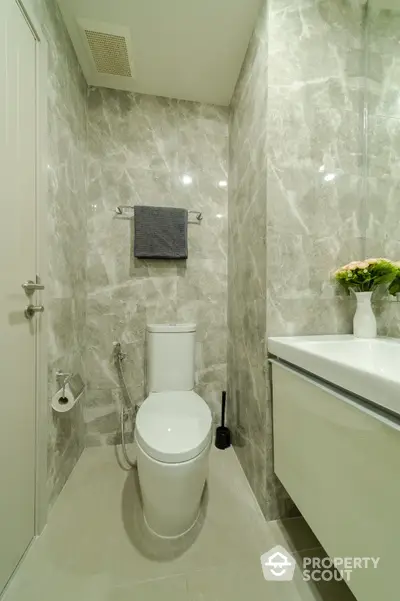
[
  {"xmin": 84, "ymin": 30, "xmax": 132, "ymax": 77},
  {"xmin": 78, "ymin": 20, "xmax": 134, "ymax": 79}
]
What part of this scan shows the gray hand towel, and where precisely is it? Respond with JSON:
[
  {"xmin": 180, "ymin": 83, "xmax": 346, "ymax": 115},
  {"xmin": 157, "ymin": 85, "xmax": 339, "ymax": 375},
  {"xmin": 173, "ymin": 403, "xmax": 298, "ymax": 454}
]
[{"xmin": 134, "ymin": 205, "xmax": 188, "ymax": 259}]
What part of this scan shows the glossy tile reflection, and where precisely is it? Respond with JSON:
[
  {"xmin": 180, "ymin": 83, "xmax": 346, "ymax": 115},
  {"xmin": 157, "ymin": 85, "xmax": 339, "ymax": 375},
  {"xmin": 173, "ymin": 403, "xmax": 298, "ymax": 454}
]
[
  {"xmin": 228, "ymin": 0, "xmax": 364, "ymax": 519},
  {"xmin": 3, "ymin": 446, "xmax": 354, "ymax": 601},
  {"xmin": 366, "ymin": 6, "xmax": 400, "ymax": 334},
  {"xmin": 85, "ymin": 89, "xmax": 229, "ymax": 445}
]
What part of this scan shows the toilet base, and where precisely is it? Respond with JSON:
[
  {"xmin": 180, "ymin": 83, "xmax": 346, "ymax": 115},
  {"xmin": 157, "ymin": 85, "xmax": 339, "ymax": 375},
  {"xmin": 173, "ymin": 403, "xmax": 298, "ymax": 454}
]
[
  {"xmin": 136, "ymin": 440, "xmax": 210, "ymax": 538},
  {"xmin": 143, "ymin": 506, "xmax": 201, "ymax": 540}
]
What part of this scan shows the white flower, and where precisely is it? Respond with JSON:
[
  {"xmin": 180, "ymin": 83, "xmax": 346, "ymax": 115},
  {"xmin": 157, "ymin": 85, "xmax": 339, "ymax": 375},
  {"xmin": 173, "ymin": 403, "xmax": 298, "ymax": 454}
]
[{"xmin": 367, "ymin": 257, "xmax": 390, "ymax": 264}]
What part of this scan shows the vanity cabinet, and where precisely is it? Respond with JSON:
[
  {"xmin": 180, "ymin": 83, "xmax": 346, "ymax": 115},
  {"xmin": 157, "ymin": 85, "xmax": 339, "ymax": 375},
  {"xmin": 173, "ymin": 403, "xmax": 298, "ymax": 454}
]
[{"xmin": 272, "ymin": 361, "xmax": 400, "ymax": 601}]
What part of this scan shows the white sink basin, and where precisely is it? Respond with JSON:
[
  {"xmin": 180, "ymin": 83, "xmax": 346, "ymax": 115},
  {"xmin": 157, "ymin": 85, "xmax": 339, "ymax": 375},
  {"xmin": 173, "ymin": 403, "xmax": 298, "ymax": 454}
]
[{"xmin": 268, "ymin": 335, "xmax": 400, "ymax": 417}]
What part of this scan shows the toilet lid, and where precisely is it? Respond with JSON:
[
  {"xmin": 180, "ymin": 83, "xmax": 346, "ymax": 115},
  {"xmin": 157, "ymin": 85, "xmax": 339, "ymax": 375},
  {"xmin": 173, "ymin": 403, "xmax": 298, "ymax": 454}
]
[{"xmin": 135, "ymin": 391, "xmax": 212, "ymax": 463}]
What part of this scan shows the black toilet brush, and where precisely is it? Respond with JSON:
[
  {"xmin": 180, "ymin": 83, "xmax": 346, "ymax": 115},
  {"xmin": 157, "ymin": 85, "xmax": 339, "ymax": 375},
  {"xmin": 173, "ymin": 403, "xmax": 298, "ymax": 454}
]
[{"xmin": 215, "ymin": 391, "xmax": 231, "ymax": 449}]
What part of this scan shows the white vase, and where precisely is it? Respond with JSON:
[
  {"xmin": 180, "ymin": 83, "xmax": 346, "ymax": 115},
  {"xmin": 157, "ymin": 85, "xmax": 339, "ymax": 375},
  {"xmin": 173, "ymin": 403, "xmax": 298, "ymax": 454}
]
[{"xmin": 353, "ymin": 292, "xmax": 377, "ymax": 339}]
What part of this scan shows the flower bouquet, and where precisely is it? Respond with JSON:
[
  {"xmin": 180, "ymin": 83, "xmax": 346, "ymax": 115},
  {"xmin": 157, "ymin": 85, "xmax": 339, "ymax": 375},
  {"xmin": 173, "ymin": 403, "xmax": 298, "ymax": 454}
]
[
  {"xmin": 334, "ymin": 258, "xmax": 397, "ymax": 338},
  {"xmin": 388, "ymin": 262, "xmax": 400, "ymax": 297}
]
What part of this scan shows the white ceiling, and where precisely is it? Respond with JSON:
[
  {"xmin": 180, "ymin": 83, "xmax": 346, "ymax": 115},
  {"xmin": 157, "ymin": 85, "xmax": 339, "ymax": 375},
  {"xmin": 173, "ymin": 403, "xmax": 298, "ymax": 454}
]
[{"xmin": 56, "ymin": 0, "xmax": 262, "ymax": 106}]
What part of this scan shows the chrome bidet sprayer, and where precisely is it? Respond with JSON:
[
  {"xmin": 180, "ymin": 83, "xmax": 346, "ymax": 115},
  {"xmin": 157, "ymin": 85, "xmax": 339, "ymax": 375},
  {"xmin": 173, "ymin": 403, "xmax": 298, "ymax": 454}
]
[{"xmin": 113, "ymin": 342, "xmax": 137, "ymax": 469}]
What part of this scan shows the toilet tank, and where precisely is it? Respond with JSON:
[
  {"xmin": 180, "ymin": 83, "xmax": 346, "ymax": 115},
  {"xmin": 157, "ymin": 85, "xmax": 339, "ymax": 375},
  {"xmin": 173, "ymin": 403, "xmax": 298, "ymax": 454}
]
[{"xmin": 147, "ymin": 323, "xmax": 196, "ymax": 393}]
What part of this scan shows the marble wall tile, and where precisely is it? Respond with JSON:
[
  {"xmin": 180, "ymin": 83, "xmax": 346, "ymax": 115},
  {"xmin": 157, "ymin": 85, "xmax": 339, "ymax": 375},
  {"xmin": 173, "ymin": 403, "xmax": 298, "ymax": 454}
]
[
  {"xmin": 367, "ymin": 9, "xmax": 400, "ymax": 119},
  {"xmin": 368, "ymin": 116, "xmax": 400, "ymax": 179},
  {"xmin": 266, "ymin": 169, "xmax": 362, "ymax": 238},
  {"xmin": 266, "ymin": 0, "xmax": 364, "ymax": 332},
  {"xmin": 227, "ymin": 0, "xmax": 272, "ymax": 518},
  {"xmin": 84, "ymin": 388, "xmax": 132, "ymax": 447},
  {"xmin": 365, "ymin": 176, "xmax": 400, "ymax": 241},
  {"xmin": 228, "ymin": 0, "xmax": 364, "ymax": 521},
  {"xmin": 85, "ymin": 88, "xmax": 229, "ymax": 443},
  {"xmin": 32, "ymin": 0, "xmax": 88, "ymax": 509},
  {"xmin": 268, "ymin": 1, "xmax": 363, "ymax": 87},
  {"xmin": 365, "ymin": 6, "xmax": 400, "ymax": 334}
]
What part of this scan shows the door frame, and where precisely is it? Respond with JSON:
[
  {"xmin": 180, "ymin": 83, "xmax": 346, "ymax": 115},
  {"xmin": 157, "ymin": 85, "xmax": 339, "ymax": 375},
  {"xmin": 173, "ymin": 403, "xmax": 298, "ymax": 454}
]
[{"xmin": 16, "ymin": 0, "xmax": 49, "ymax": 535}]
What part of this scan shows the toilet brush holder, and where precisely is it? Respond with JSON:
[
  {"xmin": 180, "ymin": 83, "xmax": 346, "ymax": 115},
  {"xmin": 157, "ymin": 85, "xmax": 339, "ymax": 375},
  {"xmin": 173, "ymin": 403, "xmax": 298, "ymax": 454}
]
[{"xmin": 215, "ymin": 391, "xmax": 231, "ymax": 449}]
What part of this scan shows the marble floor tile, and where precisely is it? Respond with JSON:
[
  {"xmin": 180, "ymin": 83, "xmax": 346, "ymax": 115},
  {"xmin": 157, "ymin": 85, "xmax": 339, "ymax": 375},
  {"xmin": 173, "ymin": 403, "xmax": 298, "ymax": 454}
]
[
  {"xmin": 108, "ymin": 576, "xmax": 188, "ymax": 601},
  {"xmin": 266, "ymin": 516, "xmax": 322, "ymax": 554},
  {"xmin": 3, "ymin": 445, "xmax": 354, "ymax": 601},
  {"xmin": 186, "ymin": 548, "xmax": 356, "ymax": 601}
]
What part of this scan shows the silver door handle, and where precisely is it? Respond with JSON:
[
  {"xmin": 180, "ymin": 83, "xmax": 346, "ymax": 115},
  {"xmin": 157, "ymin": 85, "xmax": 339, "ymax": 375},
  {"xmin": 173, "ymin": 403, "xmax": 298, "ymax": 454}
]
[
  {"xmin": 22, "ymin": 280, "xmax": 45, "ymax": 293},
  {"xmin": 25, "ymin": 304, "xmax": 44, "ymax": 319}
]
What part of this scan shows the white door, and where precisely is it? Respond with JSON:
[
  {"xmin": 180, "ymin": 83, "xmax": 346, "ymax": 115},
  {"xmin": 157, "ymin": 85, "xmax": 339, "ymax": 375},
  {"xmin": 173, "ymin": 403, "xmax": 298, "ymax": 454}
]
[{"xmin": 0, "ymin": 0, "xmax": 41, "ymax": 592}]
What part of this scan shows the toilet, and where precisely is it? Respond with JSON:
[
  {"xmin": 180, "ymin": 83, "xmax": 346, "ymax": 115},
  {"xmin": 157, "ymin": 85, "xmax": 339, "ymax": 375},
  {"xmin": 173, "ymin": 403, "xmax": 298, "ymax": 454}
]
[{"xmin": 135, "ymin": 323, "xmax": 213, "ymax": 538}]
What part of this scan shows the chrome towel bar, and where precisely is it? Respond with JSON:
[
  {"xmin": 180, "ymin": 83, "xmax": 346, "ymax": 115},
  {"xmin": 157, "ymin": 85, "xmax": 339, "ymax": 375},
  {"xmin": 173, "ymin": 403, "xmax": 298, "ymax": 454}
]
[{"xmin": 114, "ymin": 205, "xmax": 203, "ymax": 223}]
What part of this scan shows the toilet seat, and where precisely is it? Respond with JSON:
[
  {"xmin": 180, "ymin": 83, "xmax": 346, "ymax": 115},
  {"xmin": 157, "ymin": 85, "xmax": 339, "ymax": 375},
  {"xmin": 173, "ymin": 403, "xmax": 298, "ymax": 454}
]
[{"xmin": 135, "ymin": 391, "xmax": 212, "ymax": 464}]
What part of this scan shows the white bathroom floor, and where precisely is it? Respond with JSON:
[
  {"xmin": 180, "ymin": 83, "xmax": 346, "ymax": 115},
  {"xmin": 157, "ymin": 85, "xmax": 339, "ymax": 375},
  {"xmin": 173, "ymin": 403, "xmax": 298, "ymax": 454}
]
[{"xmin": 3, "ymin": 445, "xmax": 355, "ymax": 601}]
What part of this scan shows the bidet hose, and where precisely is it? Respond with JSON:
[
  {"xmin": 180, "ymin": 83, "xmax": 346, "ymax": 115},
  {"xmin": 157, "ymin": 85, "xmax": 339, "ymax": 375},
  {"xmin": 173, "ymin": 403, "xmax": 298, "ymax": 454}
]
[
  {"xmin": 115, "ymin": 349, "xmax": 137, "ymax": 469},
  {"xmin": 120, "ymin": 403, "xmax": 136, "ymax": 469}
]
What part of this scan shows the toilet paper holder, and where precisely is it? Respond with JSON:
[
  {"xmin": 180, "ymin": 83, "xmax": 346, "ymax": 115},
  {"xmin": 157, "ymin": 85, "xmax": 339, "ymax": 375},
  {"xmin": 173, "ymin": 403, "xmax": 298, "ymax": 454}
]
[
  {"xmin": 56, "ymin": 371, "xmax": 72, "ymax": 403},
  {"xmin": 52, "ymin": 371, "xmax": 85, "ymax": 413},
  {"xmin": 56, "ymin": 371, "xmax": 72, "ymax": 385}
]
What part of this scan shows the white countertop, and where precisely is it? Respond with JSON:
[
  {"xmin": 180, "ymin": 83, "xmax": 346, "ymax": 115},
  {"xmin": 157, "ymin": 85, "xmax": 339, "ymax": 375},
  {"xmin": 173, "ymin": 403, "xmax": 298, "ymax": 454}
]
[{"xmin": 268, "ymin": 335, "xmax": 400, "ymax": 417}]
